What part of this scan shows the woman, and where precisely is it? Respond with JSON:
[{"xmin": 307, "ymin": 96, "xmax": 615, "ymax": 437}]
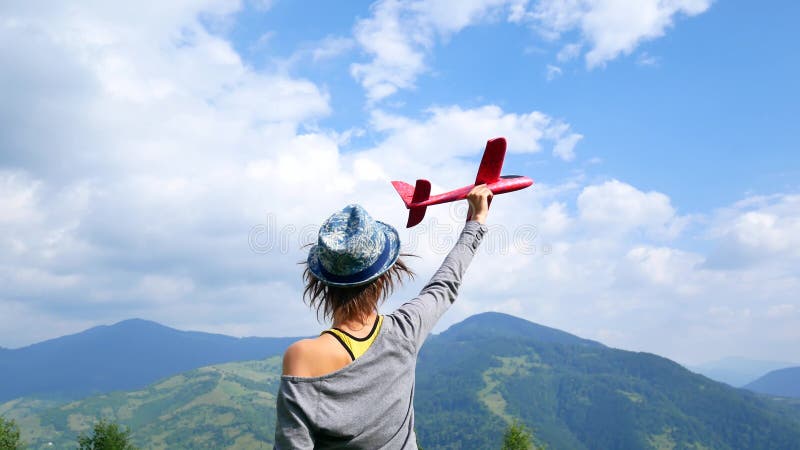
[{"xmin": 275, "ymin": 185, "xmax": 492, "ymax": 449}]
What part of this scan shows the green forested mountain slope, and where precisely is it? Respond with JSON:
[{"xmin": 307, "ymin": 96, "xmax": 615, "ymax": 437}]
[
  {"xmin": 415, "ymin": 313, "xmax": 800, "ymax": 449},
  {"xmin": 2, "ymin": 359, "xmax": 282, "ymax": 449},
  {"xmin": 3, "ymin": 312, "xmax": 800, "ymax": 449}
]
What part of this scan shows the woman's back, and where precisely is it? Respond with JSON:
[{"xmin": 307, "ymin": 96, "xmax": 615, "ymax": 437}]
[
  {"xmin": 277, "ymin": 312, "xmax": 420, "ymax": 448},
  {"xmin": 275, "ymin": 221, "xmax": 488, "ymax": 449}
]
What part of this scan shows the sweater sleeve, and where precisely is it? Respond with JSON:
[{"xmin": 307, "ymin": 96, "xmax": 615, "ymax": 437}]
[
  {"xmin": 274, "ymin": 379, "xmax": 316, "ymax": 449},
  {"xmin": 390, "ymin": 220, "xmax": 488, "ymax": 351}
]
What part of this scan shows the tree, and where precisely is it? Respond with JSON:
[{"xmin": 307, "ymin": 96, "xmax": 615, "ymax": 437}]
[
  {"xmin": 501, "ymin": 420, "xmax": 545, "ymax": 450},
  {"xmin": 0, "ymin": 416, "xmax": 26, "ymax": 450},
  {"xmin": 77, "ymin": 419, "xmax": 139, "ymax": 450}
]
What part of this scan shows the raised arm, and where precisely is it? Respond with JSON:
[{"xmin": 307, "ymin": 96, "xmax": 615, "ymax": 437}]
[{"xmin": 391, "ymin": 185, "xmax": 492, "ymax": 350}]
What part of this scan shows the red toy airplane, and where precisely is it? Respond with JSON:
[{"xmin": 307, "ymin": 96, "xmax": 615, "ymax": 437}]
[{"xmin": 392, "ymin": 137, "xmax": 534, "ymax": 227}]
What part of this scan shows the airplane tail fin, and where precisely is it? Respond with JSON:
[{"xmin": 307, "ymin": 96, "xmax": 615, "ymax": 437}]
[
  {"xmin": 391, "ymin": 179, "xmax": 430, "ymax": 227},
  {"xmin": 407, "ymin": 179, "xmax": 431, "ymax": 228},
  {"xmin": 391, "ymin": 181, "xmax": 415, "ymax": 207}
]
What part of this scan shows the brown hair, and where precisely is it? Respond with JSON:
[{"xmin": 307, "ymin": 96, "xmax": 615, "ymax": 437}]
[{"xmin": 302, "ymin": 254, "xmax": 416, "ymax": 324}]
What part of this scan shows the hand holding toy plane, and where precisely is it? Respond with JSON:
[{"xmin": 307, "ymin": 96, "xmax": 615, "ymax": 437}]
[{"xmin": 391, "ymin": 137, "xmax": 534, "ymax": 227}]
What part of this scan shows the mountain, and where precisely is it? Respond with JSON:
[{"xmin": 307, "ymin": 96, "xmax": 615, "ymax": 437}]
[
  {"xmin": 416, "ymin": 312, "xmax": 800, "ymax": 449},
  {"xmin": 432, "ymin": 312, "xmax": 603, "ymax": 347},
  {"xmin": 3, "ymin": 313, "xmax": 800, "ymax": 449},
  {"xmin": 0, "ymin": 318, "xmax": 296, "ymax": 402},
  {"xmin": 689, "ymin": 356, "xmax": 797, "ymax": 387},
  {"xmin": 746, "ymin": 367, "xmax": 800, "ymax": 399}
]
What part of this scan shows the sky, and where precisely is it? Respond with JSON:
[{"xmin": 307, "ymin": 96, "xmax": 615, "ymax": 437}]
[{"xmin": 1, "ymin": 0, "xmax": 798, "ymax": 365}]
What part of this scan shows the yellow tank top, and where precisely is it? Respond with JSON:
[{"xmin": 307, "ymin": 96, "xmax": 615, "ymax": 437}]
[{"xmin": 322, "ymin": 315, "xmax": 383, "ymax": 361}]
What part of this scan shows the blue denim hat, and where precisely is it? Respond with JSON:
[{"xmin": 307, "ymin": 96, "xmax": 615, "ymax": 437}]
[{"xmin": 307, "ymin": 204, "xmax": 400, "ymax": 287}]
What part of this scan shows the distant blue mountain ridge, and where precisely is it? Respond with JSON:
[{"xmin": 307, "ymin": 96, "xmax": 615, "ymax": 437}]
[
  {"xmin": 746, "ymin": 367, "xmax": 800, "ymax": 399},
  {"xmin": 0, "ymin": 312, "xmax": 598, "ymax": 406},
  {"xmin": 689, "ymin": 356, "xmax": 797, "ymax": 387},
  {"xmin": 0, "ymin": 318, "xmax": 296, "ymax": 402}
]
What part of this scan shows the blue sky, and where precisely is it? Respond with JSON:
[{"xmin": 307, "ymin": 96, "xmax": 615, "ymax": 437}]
[
  {"xmin": 1, "ymin": 0, "xmax": 798, "ymax": 366},
  {"xmin": 228, "ymin": 0, "xmax": 800, "ymax": 213}
]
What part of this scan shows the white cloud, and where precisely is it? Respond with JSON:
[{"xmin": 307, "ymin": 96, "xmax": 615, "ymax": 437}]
[
  {"xmin": 312, "ymin": 36, "xmax": 356, "ymax": 62},
  {"xmin": 350, "ymin": 0, "xmax": 524, "ymax": 102},
  {"xmin": 351, "ymin": 0, "xmax": 430, "ymax": 102},
  {"xmin": 546, "ymin": 63, "xmax": 563, "ymax": 81},
  {"xmin": 368, "ymin": 105, "xmax": 582, "ymax": 168},
  {"xmin": 348, "ymin": 0, "xmax": 710, "ymax": 102},
  {"xmin": 527, "ymin": 0, "xmax": 712, "ymax": 67},
  {"xmin": 551, "ymin": 131, "xmax": 581, "ymax": 161},
  {"xmin": 539, "ymin": 202, "xmax": 571, "ymax": 236},
  {"xmin": 0, "ymin": 172, "xmax": 41, "ymax": 225},
  {"xmin": 577, "ymin": 179, "xmax": 684, "ymax": 237},
  {"xmin": 705, "ymin": 194, "xmax": 800, "ymax": 269},
  {"xmin": 766, "ymin": 303, "xmax": 797, "ymax": 319},
  {"xmin": 637, "ymin": 51, "xmax": 660, "ymax": 67},
  {"xmin": 556, "ymin": 42, "xmax": 582, "ymax": 62},
  {"xmin": 582, "ymin": 0, "xmax": 710, "ymax": 67},
  {"xmin": 136, "ymin": 275, "xmax": 196, "ymax": 303},
  {"xmin": 408, "ymin": 0, "xmax": 515, "ymax": 33},
  {"xmin": 249, "ymin": 0, "xmax": 275, "ymax": 12},
  {"xmin": 620, "ymin": 245, "xmax": 704, "ymax": 294},
  {"xmin": 215, "ymin": 74, "xmax": 331, "ymax": 123}
]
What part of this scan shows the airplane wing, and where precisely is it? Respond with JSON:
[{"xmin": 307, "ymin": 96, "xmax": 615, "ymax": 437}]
[
  {"xmin": 474, "ymin": 137, "xmax": 506, "ymax": 185},
  {"xmin": 466, "ymin": 137, "xmax": 506, "ymax": 221}
]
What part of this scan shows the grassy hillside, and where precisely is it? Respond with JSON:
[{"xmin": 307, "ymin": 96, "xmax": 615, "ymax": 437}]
[{"xmin": 2, "ymin": 358, "xmax": 283, "ymax": 449}]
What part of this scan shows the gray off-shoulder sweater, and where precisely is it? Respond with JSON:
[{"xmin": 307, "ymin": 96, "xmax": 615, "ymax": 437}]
[{"xmin": 274, "ymin": 220, "xmax": 488, "ymax": 449}]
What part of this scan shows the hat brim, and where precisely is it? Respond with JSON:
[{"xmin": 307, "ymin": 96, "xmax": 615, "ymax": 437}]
[{"xmin": 306, "ymin": 221, "xmax": 400, "ymax": 287}]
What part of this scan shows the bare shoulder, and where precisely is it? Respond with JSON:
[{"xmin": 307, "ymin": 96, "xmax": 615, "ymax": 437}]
[
  {"xmin": 282, "ymin": 336, "xmax": 351, "ymax": 377},
  {"xmin": 282, "ymin": 339, "xmax": 317, "ymax": 376}
]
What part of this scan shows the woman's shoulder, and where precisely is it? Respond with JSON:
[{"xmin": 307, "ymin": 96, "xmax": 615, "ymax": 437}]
[{"xmin": 282, "ymin": 335, "xmax": 352, "ymax": 378}]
